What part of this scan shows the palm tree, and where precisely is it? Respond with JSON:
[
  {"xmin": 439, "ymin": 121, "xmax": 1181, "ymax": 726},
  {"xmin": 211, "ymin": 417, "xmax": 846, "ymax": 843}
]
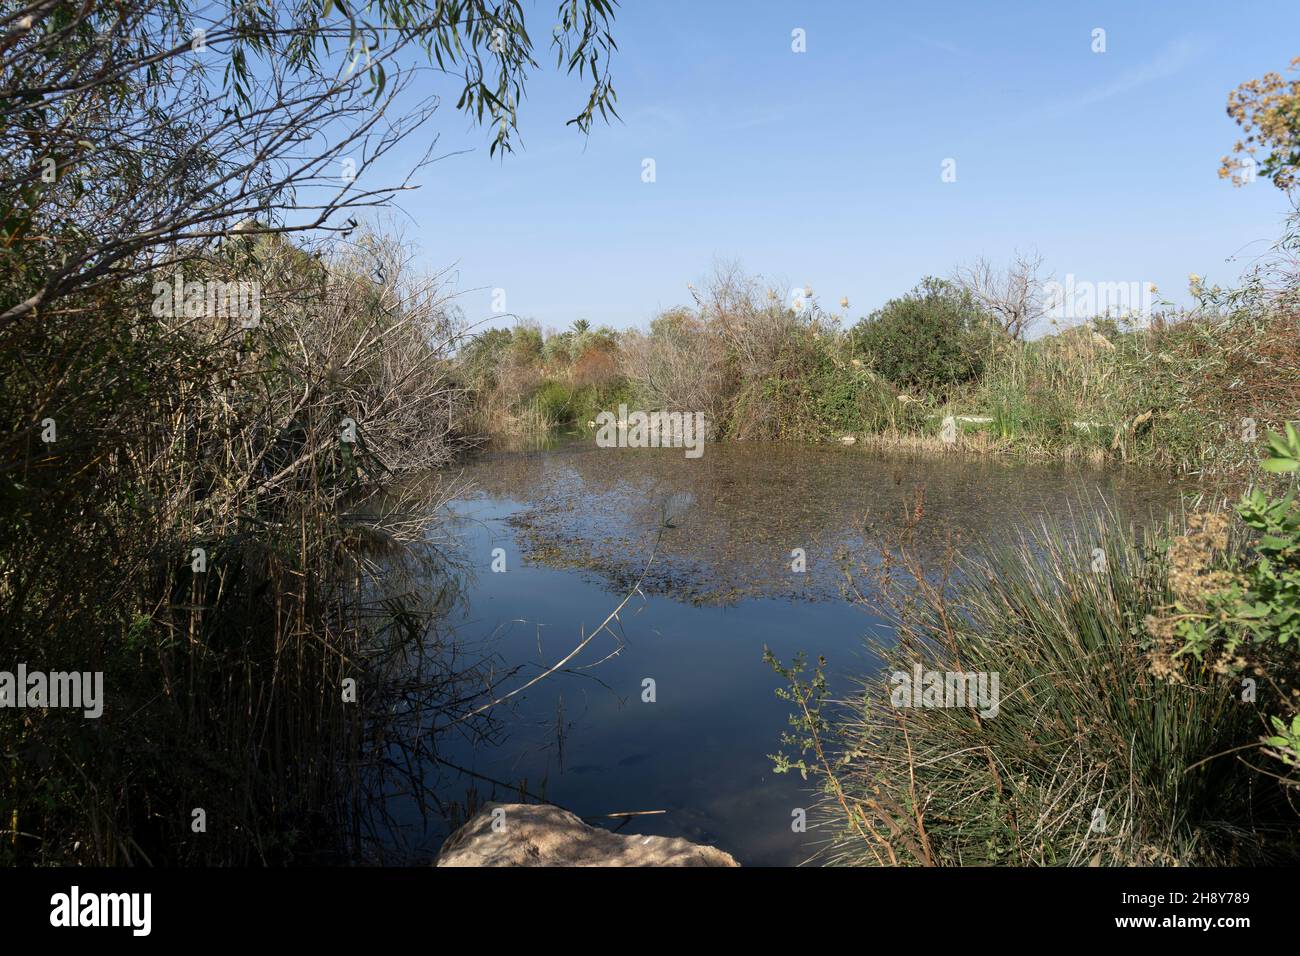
[{"xmin": 571, "ymin": 319, "xmax": 591, "ymax": 335}]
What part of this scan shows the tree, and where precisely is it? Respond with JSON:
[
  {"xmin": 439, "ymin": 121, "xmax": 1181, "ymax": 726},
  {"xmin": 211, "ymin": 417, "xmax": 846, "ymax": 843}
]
[
  {"xmin": 0, "ymin": 0, "xmax": 624, "ymax": 863},
  {"xmin": 954, "ymin": 250, "xmax": 1050, "ymax": 341},
  {"xmin": 0, "ymin": 0, "xmax": 621, "ymax": 323},
  {"xmin": 1220, "ymin": 56, "xmax": 1300, "ymax": 191},
  {"xmin": 849, "ymin": 277, "xmax": 987, "ymax": 395}
]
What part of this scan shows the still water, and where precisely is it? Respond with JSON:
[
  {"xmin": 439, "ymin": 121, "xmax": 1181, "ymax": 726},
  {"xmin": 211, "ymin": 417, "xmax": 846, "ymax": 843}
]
[{"xmin": 424, "ymin": 435, "xmax": 1187, "ymax": 865}]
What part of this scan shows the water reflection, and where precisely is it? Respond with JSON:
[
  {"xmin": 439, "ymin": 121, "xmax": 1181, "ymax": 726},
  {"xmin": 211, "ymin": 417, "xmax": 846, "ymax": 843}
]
[
  {"xmin": 415, "ymin": 436, "xmax": 1188, "ymax": 865},
  {"xmin": 462, "ymin": 436, "xmax": 1187, "ymax": 603}
]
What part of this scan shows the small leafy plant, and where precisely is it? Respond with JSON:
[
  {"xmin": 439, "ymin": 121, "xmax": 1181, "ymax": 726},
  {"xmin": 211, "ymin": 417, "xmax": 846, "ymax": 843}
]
[
  {"xmin": 763, "ymin": 649, "xmax": 832, "ymax": 782},
  {"xmin": 1152, "ymin": 423, "xmax": 1300, "ymax": 783}
]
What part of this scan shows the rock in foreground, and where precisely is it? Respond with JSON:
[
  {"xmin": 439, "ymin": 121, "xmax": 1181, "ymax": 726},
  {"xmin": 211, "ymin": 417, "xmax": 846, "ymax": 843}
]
[{"xmin": 436, "ymin": 802, "xmax": 740, "ymax": 867}]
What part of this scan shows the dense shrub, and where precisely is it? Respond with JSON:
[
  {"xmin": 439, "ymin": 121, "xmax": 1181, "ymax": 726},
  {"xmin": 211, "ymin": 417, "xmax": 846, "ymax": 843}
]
[
  {"xmin": 619, "ymin": 307, "xmax": 729, "ymax": 429},
  {"xmin": 571, "ymin": 343, "xmax": 621, "ymax": 388},
  {"xmin": 460, "ymin": 249, "xmax": 1299, "ymax": 478},
  {"xmin": 0, "ymin": 231, "xmax": 477, "ymax": 864},
  {"xmin": 0, "ymin": 0, "xmax": 623, "ymax": 866},
  {"xmin": 1149, "ymin": 425, "xmax": 1300, "ymax": 780},
  {"xmin": 849, "ymin": 277, "xmax": 989, "ymax": 396},
  {"xmin": 455, "ymin": 318, "xmax": 629, "ymax": 433},
  {"xmin": 457, "ymin": 327, "xmax": 514, "ymax": 388},
  {"xmin": 542, "ymin": 330, "xmax": 578, "ymax": 364},
  {"xmin": 530, "ymin": 378, "xmax": 579, "ymax": 422}
]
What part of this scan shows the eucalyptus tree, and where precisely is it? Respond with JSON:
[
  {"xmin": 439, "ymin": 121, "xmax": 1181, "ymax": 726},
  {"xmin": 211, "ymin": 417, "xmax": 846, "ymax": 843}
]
[{"xmin": 0, "ymin": 0, "xmax": 620, "ymax": 322}]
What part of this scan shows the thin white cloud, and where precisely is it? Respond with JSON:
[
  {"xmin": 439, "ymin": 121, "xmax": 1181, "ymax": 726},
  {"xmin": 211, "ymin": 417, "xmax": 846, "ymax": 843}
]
[
  {"xmin": 719, "ymin": 107, "xmax": 791, "ymax": 133},
  {"xmin": 1021, "ymin": 35, "xmax": 1203, "ymax": 125},
  {"xmin": 624, "ymin": 104, "xmax": 687, "ymax": 134},
  {"xmin": 904, "ymin": 32, "xmax": 966, "ymax": 57}
]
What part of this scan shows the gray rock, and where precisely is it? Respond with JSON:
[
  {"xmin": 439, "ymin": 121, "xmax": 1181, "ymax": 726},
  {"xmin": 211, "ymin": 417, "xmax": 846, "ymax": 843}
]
[{"xmin": 435, "ymin": 802, "xmax": 740, "ymax": 867}]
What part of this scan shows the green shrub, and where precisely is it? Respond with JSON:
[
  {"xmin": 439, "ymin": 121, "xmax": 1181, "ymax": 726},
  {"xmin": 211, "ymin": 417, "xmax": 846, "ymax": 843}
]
[
  {"xmin": 574, "ymin": 378, "xmax": 633, "ymax": 423},
  {"xmin": 527, "ymin": 378, "xmax": 578, "ymax": 423},
  {"xmin": 1151, "ymin": 424, "xmax": 1300, "ymax": 780},
  {"xmin": 509, "ymin": 323, "xmax": 544, "ymax": 361},
  {"xmin": 849, "ymin": 277, "xmax": 988, "ymax": 396},
  {"xmin": 541, "ymin": 330, "xmax": 577, "ymax": 364},
  {"xmin": 457, "ymin": 327, "xmax": 513, "ymax": 387}
]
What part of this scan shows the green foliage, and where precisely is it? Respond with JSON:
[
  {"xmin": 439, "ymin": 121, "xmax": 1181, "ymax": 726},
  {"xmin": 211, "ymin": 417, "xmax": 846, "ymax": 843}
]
[
  {"xmin": 1163, "ymin": 425, "xmax": 1300, "ymax": 783},
  {"xmin": 514, "ymin": 375, "xmax": 631, "ymax": 431},
  {"xmin": 241, "ymin": 0, "xmax": 620, "ymax": 156},
  {"xmin": 461, "ymin": 255, "xmax": 1297, "ymax": 478},
  {"xmin": 772, "ymin": 509, "xmax": 1300, "ymax": 866},
  {"xmin": 542, "ymin": 330, "xmax": 577, "ymax": 364},
  {"xmin": 849, "ymin": 278, "xmax": 988, "ymax": 396},
  {"xmin": 530, "ymin": 378, "xmax": 579, "ymax": 423},
  {"xmin": 1173, "ymin": 427, "xmax": 1299, "ymax": 660},
  {"xmin": 1266, "ymin": 715, "xmax": 1300, "ymax": 774},
  {"xmin": 1262, "ymin": 422, "xmax": 1300, "ymax": 473},
  {"xmin": 762, "ymin": 649, "xmax": 832, "ymax": 782},
  {"xmin": 456, "ymin": 327, "xmax": 514, "ymax": 385},
  {"xmin": 510, "ymin": 323, "xmax": 545, "ymax": 360}
]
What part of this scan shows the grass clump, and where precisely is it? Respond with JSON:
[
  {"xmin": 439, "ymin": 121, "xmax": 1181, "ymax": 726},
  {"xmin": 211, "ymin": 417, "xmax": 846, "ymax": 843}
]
[{"xmin": 767, "ymin": 468, "xmax": 1300, "ymax": 866}]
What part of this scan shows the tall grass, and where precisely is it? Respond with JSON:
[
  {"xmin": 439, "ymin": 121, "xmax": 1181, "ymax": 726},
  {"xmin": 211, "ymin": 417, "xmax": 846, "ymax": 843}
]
[
  {"xmin": 0, "ymin": 231, "xmax": 486, "ymax": 864},
  {"xmin": 777, "ymin": 507, "xmax": 1300, "ymax": 866}
]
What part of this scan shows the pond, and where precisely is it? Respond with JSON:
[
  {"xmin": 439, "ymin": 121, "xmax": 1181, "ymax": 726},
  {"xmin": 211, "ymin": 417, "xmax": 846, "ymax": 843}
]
[{"xmin": 422, "ymin": 434, "xmax": 1188, "ymax": 866}]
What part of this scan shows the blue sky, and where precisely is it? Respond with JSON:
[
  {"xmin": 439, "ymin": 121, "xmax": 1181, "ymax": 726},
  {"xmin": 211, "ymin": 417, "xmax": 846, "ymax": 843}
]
[{"xmin": 371, "ymin": 0, "xmax": 1300, "ymax": 333}]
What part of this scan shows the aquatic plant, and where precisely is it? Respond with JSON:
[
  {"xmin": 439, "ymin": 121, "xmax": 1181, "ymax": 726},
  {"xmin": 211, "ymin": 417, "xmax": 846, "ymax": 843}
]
[{"xmin": 768, "ymin": 488, "xmax": 1300, "ymax": 866}]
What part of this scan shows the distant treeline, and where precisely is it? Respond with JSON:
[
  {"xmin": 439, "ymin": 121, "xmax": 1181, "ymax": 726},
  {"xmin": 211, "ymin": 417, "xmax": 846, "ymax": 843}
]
[{"xmin": 456, "ymin": 249, "xmax": 1300, "ymax": 480}]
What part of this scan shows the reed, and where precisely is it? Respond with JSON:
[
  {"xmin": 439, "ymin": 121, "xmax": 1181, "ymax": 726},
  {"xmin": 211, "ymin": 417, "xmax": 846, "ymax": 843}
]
[
  {"xmin": 771, "ymin": 504, "xmax": 1300, "ymax": 866},
  {"xmin": 0, "ymin": 231, "xmax": 485, "ymax": 864}
]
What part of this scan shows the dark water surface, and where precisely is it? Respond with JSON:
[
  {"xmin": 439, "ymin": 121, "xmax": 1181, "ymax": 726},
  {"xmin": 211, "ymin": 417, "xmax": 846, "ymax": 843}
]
[{"xmin": 422, "ymin": 436, "xmax": 1188, "ymax": 865}]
